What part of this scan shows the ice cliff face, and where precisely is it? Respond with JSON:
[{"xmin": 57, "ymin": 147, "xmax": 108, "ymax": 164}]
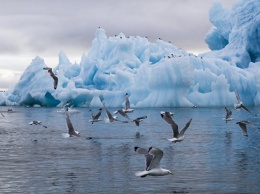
[{"xmin": 0, "ymin": 0, "xmax": 259, "ymax": 107}]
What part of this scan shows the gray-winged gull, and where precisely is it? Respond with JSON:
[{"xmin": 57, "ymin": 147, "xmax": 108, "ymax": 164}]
[
  {"xmin": 43, "ymin": 67, "xmax": 58, "ymax": 89},
  {"xmin": 234, "ymin": 90, "xmax": 255, "ymax": 115},
  {"xmin": 134, "ymin": 146, "xmax": 173, "ymax": 177},
  {"xmin": 236, "ymin": 120, "xmax": 259, "ymax": 137},
  {"xmin": 161, "ymin": 112, "xmax": 192, "ymax": 143},
  {"xmin": 133, "ymin": 116, "xmax": 147, "ymax": 126},
  {"xmin": 224, "ymin": 107, "xmax": 233, "ymax": 121},
  {"xmin": 89, "ymin": 108, "xmax": 102, "ymax": 124},
  {"xmin": 29, "ymin": 121, "xmax": 47, "ymax": 128},
  {"xmin": 103, "ymin": 102, "xmax": 118, "ymax": 123}
]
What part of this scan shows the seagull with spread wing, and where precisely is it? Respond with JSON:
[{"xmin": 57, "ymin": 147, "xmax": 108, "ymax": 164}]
[
  {"xmin": 161, "ymin": 112, "xmax": 192, "ymax": 143},
  {"xmin": 89, "ymin": 108, "xmax": 102, "ymax": 124},
  {"xmin": 234, "ymin": 90, "xmax": 254, "ymax": 115},
  {"xmin": 134, "ymin": 146, "xmax": 173, "ymax": 178},
  {"xmin": 236, "ymin": 120, "xmax": 259, "ymax": 137}
]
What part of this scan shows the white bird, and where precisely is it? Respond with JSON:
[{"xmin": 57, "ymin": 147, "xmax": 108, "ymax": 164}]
[
  {"xmin": 89, "ymin": 108, "xmax": 102, "ymax": 124},
  {"xmin": 103, "ymin": 103, "xmax": 118, "ymax": 123},
  {"xmin": 43, "ymin": 67, "xmax": 58, "ymax": 89},
  {"xmin": 29, "ymin": 121, "xmax": 47, "ymax": 128},
  {"xmin": 225, "ymin": 107, "xmax": 233, "ymax": 121},
  {"xmin": 161, "ymin": 112, "xmax": 192, "ymax": 143},
  {"xmin": 235, "ymin": 120, "xmax": 259, "ymax": 137},
  {"xmin": 133, "ymin": 116, "xmax": 147, "ymax": 126},
  {"xmin": 64, "ymin": 112, "xmax": 81, "ymax": 137},
  {"xmin": 134, "ymin": 146, "xmax": 173, "ymax": 178},
  {"xmin": 234, "ymin": 90, "xmax": 254, "ymax": 115}
]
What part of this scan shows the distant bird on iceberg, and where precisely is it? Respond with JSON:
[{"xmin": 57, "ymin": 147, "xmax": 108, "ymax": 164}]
[
  {"xmin": 235, "ymin": 120, "xmax": 259, "ymax": 137},
  {"xmin": 89, "ymin": 108, "xmax": 102, "ymax": 124},
  {"xmin": 133, "ymin": 116, "xmax": 147, "ymax": 126},
  {"xmin": 224, "ymin": 107, "xmax": 233, "ymax": 122},
  {"xmin": 103, "ymin": 103, "xmax": 118, "ymax": 123},
  {"xmin": 43, "ymin": 67, "xmax": 58, "ymax": 89},
  {"xmin": 29, "ymin": 121, "xmax": 47, "ymax": 128},
  {"xmin": 161, "ymin": 112, "xmax": 192, "ymax": 143},
  {"xmin": 234, "ymin": 90, "xmax": 254, "ymax": 115},
  {"xmin": 134, "ymin": 146, "xmax": 173, "ymax": 178}
]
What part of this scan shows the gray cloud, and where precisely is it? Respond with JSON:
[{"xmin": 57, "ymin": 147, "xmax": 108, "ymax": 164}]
[{"xmin": 0, "ymin": 0, "xmax": 236, "ymax": 89}]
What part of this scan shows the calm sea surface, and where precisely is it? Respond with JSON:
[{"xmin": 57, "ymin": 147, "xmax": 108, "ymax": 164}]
[{"xmin": 0, "ymin": 106, "xmax": 259, "ymax": 193}]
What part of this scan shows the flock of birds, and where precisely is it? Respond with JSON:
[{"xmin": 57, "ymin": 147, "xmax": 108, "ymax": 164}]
[{"xmin": 1, "ymin": 67, "xmax": 259, "ymax": 178}]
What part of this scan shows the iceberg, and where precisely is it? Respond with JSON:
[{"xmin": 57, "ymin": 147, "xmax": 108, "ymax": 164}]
[{"xmin": 0, "ymin": 0, "xmax": 259, "ymax": 107}]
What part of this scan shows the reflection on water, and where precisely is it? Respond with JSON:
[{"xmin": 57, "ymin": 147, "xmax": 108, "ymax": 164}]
[{"xmin": 0, "ymin": 106, "xmax": 259, "ymax": 193}]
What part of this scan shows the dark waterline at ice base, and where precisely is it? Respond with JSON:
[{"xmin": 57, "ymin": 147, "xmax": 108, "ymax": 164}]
[{"xmin": 0, "ymin": 106, "xmax": 260, "ymax": 193}]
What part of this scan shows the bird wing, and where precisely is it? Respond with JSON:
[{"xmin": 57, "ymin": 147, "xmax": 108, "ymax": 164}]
[
  {"xmin": 125, "ymin": 95, "xmax": 130, "ymax": 110},
  {"xmin": 137, "ymin": 116, "xmax": 147, "ymax": 120},
  {"xmin": 65, "ymin": 112, "xmax": 76, "ymax": 135},
  {"xmin": 147, "ymin": 147, "xmax": 164, "ymax": 171},
  {"xmin": 179, "ymin": 118, "xmax": 192, "ymax": 137},
  {"xmin": 235, "ymin": 89, "xmax": 241, "ymax": 103},
  {"xmin": 94, "ymin": 109, "xmax": 102, "ymax": 120},
  {"xmin": 89, "ymin": 110, "xmax": 94, "ymax": 120},
  {"xmin": 241, "ymin": 104, "xmax": 253, "ymax": 114},
  {"xmin": 133, "ymin": 119, "xmax": 140, "ymax": 126},
  {"xmin": 225, "ymin": 108, "xmax": 232, "ymax": 119},
  {"xmin": 118, "ymin": 110, "xmax": 130, "ymax": 120},
  {"xmin": 161, "ymin": 112, "xmax": 179, "ymax": 137},
  {"xmin": 103, "ymin": 103, "xmax": 114, "ymax": 120},
  {"xmin": 237, "ymin": 122, "xmax": 248, "ymax": 136},
  {"xmin": 134, "ymin": 147, "xmax": 154, "ymax": 171},
  {"xmin": 0, "ymin": 112, "xmax": 5, "ymax": 117}
]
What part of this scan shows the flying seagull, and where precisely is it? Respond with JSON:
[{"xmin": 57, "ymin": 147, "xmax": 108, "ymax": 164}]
[
  {"xmin": 64, "ymin": 112, "xmax": 81, "ymax": 137},
  {"xmin": 224, "ymin": 107, "xmax": 233, "ymax": 121},
  {"xmin": 114, "ymin": 109, "xmax": 131, "ymax": 120},
  {"xmin": 89, "ymin": 108, "xmax": 102, "ymax": 124},
  {"xmin": 29, "ymin": 121, "xmax": 47, "ymax": 128},
  {"xmin": 134, "ymin": 146, "xmax": 173, "ymax": 178},
  {"xmin": 43, "ymin": 67, "xmax": 58, "ymax": 89},
  {"xmin": 133, "ymin": 116, "xmax": 147, "ymax": 126},
  {"xmin": 124, "ymin": 93, "xmax": 134, "ymax": 113},
  {"xmin": 103, "ymin": 102, "xmax": 118, "ymax": 123},
  {"xmin": 234, "ymin": 90, "xmax": 254, "ymax": 115},
  {"xmin": 161, "ymin": 112, "xmax": 192, "ymax": 143},
  {"xmin": 235, "ymin": 120, "xmax": 259, "ymax": 137}
]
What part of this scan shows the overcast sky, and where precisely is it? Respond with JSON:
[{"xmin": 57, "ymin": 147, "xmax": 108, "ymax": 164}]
[{"xmin": 0, "ymin": 0, "xmax": 236, "ymax": 90}]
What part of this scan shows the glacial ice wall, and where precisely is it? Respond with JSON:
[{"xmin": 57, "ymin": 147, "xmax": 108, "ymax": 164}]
[{"xmin": 0, "ymin": 0, "xmax": 259, "ymax": 107}]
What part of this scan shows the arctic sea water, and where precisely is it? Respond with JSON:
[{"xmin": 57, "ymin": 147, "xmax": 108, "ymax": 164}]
[{"xmin": 0, "ymin": 106, "xmax": 259, "ymax": 193}]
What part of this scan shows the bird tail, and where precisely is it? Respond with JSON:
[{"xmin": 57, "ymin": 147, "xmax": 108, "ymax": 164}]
[{"xmin": 135, "ymin": 171, "xmax": 148, "ymax": 178}]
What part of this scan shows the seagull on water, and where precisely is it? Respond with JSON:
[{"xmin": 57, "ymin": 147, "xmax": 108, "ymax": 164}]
[
  {"xmin": 29, "ymin": 121, "xmax": 47, "ymax": 128},
  {"xmin": 103, "ymin": 102, "xmax": 119, "ymax": 123},
  {"xmin": 236, "ymin": 120, "xmax": 259, "ymax": 137},
  {"xmin": 89, "ymin": 108, "xmax": 102, "ymax": 124},
  {"xmin": 161, "ymin": 112, "xmax": 192, "ymax": 143},
  {"xmin": 43, "ymin": 67, "xmax": 58, "ymax": 89},
  {"xmin": 234, "ymin": 90, "xmax": 254, "ymax": 115},
  {"xmin": 134, "ymin": 146, "xmax": 173, "ymax": 178},
  {"xmin": 133, "ymin": 116, "xmax": 147, "ymax": 126}
]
